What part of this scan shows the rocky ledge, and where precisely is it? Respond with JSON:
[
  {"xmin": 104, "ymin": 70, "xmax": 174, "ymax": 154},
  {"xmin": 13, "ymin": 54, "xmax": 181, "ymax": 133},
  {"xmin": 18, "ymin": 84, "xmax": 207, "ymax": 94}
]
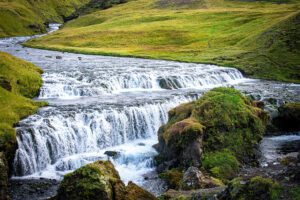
[{"xmin": 53, "ymin": 160, "xmax": 157, "ymax": 200}]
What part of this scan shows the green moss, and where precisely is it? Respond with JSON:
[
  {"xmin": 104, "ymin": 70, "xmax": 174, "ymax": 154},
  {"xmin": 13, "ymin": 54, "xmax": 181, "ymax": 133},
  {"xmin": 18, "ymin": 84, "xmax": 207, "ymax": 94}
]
[
  {"xmin": 25, "ymin": 0, "xmax": 300, "ymax": 83},
  {"xmin": 202, "ymin": 150, "xmax": 240, "ymax": 181},
  {"xmin": 159, "ymin": 168, "xmax": 183, "ymax": 190},
  {"xmin": 158, "ymin": 87, "xmax": 268, "ymax": 180},
  {"xmin": 57, "ymin": 160, "xmax": 157, "ymax": 200},
  {"xmin": 225, "ymin": 176, "xmax": 282, "ymax": 200},
  {"xmin": 58, "ymin": 160, "xmax": 120, "ymax": 200},
  {"xmin": 290, "ymin": 186, "xmax": 300, "ymax": 200}
]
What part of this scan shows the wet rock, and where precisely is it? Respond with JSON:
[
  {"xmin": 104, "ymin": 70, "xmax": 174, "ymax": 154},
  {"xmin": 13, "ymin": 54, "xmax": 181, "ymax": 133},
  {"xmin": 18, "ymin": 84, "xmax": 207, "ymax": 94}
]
[
  {"xmin": 55, "ymin": 160, "xmax": 157, "ymax": 200},
  {"xmin": 181, "ymin": 167, "xmax": 220, "ymax": 190},
  {"xmin": 252, "ymin": 100, "xmax": 265, "ymax": 109},
  {"xmin": 162, "ymin": 186, "xmax": 226, "ymax": 200},
  {"xmin": 104, "ymin": 150, "xmax": 120, "ymax": 158},
  {"xmin": 78, "ymin": 57, "xmax": 82, "ymax": 60},
  {"xmin": 272, "ymin": 102, "xmax": 300, "ymax": 132},
  {"xmin": 56, "ymin": 56, "xmax": 62, "ymax": 59},
  {"xmin": 138, "ymin": 142, "xmax": 146, "ymax": 146},
  {"xmin": 45, "ymin": 56, "xmax": 52, "ymax": 58}
]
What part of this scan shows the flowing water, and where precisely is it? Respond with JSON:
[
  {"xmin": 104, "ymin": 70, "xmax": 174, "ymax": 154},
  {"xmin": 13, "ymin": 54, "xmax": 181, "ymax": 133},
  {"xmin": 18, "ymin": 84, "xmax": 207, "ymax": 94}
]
[{"xmin": 1, "ymin": 24, "xmax": 300, "ymax": 199}]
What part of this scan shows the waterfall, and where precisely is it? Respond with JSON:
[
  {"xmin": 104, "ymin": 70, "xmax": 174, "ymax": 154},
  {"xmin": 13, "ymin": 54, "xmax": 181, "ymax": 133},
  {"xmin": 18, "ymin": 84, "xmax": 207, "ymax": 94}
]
[{"xmin": 13, "ymin": 96, "xmax": 195, "ymax": 177}]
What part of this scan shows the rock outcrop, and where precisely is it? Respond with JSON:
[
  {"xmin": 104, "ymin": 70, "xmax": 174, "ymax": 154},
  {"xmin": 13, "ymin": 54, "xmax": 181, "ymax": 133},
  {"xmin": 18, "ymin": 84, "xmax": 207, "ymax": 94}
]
[
  {"xmin": 156, "ymin": 87, "xmax": 269, "ymax": 189},
  {"xmin": 272, "ymin": 102, "xmax": 300, "ymax": 132},
  {"xmin": 55, "ymin": 160, "xmax": 157, "ymax": 200}
]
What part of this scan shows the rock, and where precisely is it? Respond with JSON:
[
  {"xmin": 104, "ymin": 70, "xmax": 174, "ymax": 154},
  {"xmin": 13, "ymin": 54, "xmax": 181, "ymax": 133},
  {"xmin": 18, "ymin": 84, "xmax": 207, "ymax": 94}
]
[
  {"xmin": 78, "ymin": 57, "xmax": 82, "ymax": 60},
  {"xmin": 126, "ymin": 181, "xmax": 157, "ymax": 200},
  {"xmin": 162, "ymin": 186, "xmax": 226, "ymax": 200},
  {"xmin": 252, "ymin": 100, "xmax": 265, "ymax": 109},
  {"xmin": 45, "ymin": 56, "xmax": 52, "ymax": 58},
  {"xmin": 55, "ymin": 160, "xmax": 157, "ymax": 200},
  {"xmin": 138, "ymin": 142, "xmax": 146, "ymax": 146},
  {"xmin": 181, "ymin": 167, "xmax": 220, "ymax": 190},
  {"xmin": 104, "ymin": 150, "xmax": 120, "ymax": 158},
  {"xmin": 56, "ymin": 56, "xmax": 62, "ymax": 59},
  {"xmin": 272, "ymin": 102, "xmax": 300, "ymax": 132},
  {"xmin": 0, "ymin": 152, "xmax": 9, "ymax": 200},
  {"xmin": 156, "ymin": 87, "xmax": 269, "ymax": 176},
  {"xmin": 0, "ymin": 77, "xmax": 12, "ymax": 92},
  {"xmin": 219, "ymin": 176, "xmax": 281, "ymax": 200}
]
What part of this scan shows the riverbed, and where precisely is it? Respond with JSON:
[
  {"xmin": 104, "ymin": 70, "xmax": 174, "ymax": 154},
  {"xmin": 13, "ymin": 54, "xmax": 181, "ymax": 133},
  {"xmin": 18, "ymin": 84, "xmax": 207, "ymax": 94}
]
[{"xmin": 1, "ymin": 24, "xmax": 299, "ymax": 199}]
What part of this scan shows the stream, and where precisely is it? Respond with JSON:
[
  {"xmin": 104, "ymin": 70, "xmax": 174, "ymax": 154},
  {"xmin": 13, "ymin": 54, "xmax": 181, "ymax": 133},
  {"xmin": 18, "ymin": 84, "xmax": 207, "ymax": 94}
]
[{"xmin": 0, "ymin": 24, "xmax": 300, "ymax": 200}]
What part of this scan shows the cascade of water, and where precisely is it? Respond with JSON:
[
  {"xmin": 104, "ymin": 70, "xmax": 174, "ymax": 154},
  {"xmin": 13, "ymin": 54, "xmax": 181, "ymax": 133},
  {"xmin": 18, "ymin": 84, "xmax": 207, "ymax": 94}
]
[{"xmin": 13, "ymin": 96, "xmax": 195, "ymax": 177}]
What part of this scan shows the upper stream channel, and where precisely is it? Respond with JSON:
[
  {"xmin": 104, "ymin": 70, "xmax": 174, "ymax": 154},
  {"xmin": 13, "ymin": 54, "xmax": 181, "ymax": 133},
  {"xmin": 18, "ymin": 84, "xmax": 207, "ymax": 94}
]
[{"xmin": 1, "ymin": 24, "xmax": 300, "ymax": 200}]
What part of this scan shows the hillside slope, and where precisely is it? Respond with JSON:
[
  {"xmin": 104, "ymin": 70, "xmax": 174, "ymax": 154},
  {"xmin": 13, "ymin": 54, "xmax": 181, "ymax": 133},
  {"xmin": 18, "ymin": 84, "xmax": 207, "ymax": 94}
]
[
  {"xmin": 25, "ymin": 0, "xmax": 300, "ymax": 83},
  {"xmin": 0, "ymin": 0, "xmax": 89, "ymax": 37},
  {"xmin": 0, "ymin": 51, "xmax": 46, "ymax": 165}
]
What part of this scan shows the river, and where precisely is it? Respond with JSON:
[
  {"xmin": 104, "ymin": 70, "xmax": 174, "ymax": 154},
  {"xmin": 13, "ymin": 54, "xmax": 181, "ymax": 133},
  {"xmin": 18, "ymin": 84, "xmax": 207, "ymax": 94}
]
[{"xmin": 0, "ymin": 24, "xmax": 299, "ymax": 199}]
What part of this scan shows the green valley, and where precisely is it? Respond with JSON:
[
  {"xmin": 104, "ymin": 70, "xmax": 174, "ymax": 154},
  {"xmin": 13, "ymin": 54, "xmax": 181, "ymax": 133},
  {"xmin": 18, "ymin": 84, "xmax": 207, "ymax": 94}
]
[
  {"xmin": 25, "ymin": 0, "xmax": 300, "ymax": 82},
  {"xmin": 0, "ymin": 0, "xmax": 89, "ymax": 37}
]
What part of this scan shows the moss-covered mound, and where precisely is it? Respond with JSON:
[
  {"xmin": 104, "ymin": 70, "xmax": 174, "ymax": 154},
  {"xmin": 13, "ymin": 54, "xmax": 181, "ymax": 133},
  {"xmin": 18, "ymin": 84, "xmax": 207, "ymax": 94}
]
[
  {"xmin": 220, "ymin": 176, "xmax": 281, "ymax": 200},
  {"xmin": 0, "ymin": 51, "xmax": 45, "ymax": 199},
  {"xmin": 272, "ymin": 102, "xmax": 300, "ymax": 132},
  {"xmin": 156, "ymin": 87, "xmax": 269, "ymax": 181},
  {"xmin": 56, "ymin": 160, "xmax": 157, "ymax": 200}
]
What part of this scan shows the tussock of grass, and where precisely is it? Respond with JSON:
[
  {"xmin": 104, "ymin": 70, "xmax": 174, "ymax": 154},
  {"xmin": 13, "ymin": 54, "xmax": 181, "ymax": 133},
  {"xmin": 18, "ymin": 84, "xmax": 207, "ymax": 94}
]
[
  {"xmin": 0, "ymin": 0, "xmax": 89, "ymax": 37},
  {"xmin": 26, "ymin": 0, "xmax": 300, "ymax": 83},
  {"xmin": 0, "ymin": 51, "xmax": 45, "ymax": 162}
]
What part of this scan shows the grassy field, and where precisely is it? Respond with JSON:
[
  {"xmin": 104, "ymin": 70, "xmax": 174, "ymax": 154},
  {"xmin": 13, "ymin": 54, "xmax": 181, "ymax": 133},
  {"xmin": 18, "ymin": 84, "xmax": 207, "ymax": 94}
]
[
  {"xmin": 0, "ymin": 52, "xmax": 46, "ymax": 162},
  {"xmin": 25, "ymin": 0, "xmax": 300, "ymax": 83},
  {"xmin": 0, "ymin": 0, "xmax": 89, "ymax": 37}
]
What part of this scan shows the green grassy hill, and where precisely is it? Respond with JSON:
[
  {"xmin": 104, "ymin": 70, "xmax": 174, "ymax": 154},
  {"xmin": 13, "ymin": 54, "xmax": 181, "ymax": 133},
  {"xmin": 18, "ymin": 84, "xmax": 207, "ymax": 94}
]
[
  {"xmin": 25, "ymin": 0, "xmax": 300, "ymax": 83},
  {"xmin": 0, "ymin": 51, "xmax": 46, "ymax": 163},
  {"xmin": 0, "ymin": 0, "xmax": 89, "ymax": 37}
]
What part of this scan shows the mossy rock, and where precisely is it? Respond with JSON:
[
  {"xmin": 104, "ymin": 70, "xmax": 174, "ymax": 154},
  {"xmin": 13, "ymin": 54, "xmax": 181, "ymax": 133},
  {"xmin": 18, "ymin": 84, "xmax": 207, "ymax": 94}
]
[
  {"xmin": 159, "ymin": 168, "xmax": 183, "ymax": 190},
  {"xmin": 56, "ymin": 160, "xmax": 157, "ymax": 200},
  {"xmin": 220, "ymin": 176, "xmax": 281, "ymax": 200},
  {"xmin": 272, "ymin": 102, "xmax": 300, "ymax": 132},
  {"xmin": 156, "ymin": 87, "xmax": 269, "ymax": 180}
]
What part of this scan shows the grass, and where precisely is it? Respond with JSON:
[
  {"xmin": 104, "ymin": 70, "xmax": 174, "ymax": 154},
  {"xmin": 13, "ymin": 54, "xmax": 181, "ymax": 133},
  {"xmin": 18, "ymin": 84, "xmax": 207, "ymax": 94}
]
[
  {"xmin": 24, "ymin": 0, "xmax": 300, "ymax": 83},
  {"xmin": 0, "ymin": 51, "xmax": 46, "ymax": 163},
  {"xmin": 0, "ymin": 0, "xmax": 89, "ymax": 37}
]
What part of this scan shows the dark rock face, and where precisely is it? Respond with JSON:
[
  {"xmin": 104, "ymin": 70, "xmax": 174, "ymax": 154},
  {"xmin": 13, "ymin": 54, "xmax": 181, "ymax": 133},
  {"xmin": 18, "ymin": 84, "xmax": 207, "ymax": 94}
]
[
  {"xmin": 272, "ymin": 103, "xmax": 300, "ymax": 132},
  {"xmin": 104, "ymin": 151, "xmax": 120, "ymax": 158},
  {"xmin": 0, "ymin": 77, "xmax": 12, "ymax": 92},
  {"xmin": 0, "ymin": 152, "xmax": 9, "ymax": 200},
  {"xmin": 181, "ymin": 167, "xmax": 218, "ymax": 190},
  {"xmin": 55, "ymin": 160, "xmax": 157, "ymax": 200}
]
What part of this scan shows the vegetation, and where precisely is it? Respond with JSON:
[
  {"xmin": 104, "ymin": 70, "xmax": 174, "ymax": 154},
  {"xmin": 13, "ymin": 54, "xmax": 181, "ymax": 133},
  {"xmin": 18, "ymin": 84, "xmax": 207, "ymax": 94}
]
[
  {"xmin": 0, "ymin": 0, "xmax": 89, "ymax": 37},
  {"xmin": 202, "ymin": 150, "xmax": 239, "ymax": 181},
  {"xmin": 159, "ymin": 168, "xmax": 183, "ymax": 190},
  {"xmin": 56, "ymin": 160, "xmax": 157, "ymax": 200},
  {"xmin": 25, "ymin": 0, "xmax": 300, "ymax": 82},
  {"xmin": 0, "ymin": 51, "xmax": 45, "ymax": 163},
  {"xmin": 223, "ymin": 176, "xmax": 282, "ymax": 200},
  {"xmin": 156, "ymin": 87, "xmax": 269, "ymax": 182}
]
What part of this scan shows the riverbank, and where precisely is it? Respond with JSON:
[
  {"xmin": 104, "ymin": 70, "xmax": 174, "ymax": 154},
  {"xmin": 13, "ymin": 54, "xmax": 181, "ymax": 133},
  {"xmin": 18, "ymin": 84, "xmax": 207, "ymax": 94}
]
[{"xmin": 24, "ymin": 0, "xmax": 300, "ymax": 83}]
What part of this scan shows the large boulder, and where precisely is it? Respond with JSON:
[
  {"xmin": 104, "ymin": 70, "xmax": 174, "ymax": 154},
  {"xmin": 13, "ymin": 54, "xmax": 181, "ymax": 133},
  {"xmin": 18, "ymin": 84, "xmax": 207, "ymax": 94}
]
[
  {"xmin": 272, "ymin": 102, "xmax": 300, "ymax": 132},
  {"xmin": 56, "ymin": 160, "xmax": 157, "ymax": 200},
  {"xmin": 156, "ymin": 87, "xmax": 269, "ymax": 180}
]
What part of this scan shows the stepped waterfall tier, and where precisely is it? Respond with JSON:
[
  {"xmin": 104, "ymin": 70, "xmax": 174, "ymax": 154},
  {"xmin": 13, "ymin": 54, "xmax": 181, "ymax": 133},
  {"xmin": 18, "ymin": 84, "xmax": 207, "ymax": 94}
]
[{"xmin": 1, "ymin": 25, "xmax": 300, "ymax": 198}]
